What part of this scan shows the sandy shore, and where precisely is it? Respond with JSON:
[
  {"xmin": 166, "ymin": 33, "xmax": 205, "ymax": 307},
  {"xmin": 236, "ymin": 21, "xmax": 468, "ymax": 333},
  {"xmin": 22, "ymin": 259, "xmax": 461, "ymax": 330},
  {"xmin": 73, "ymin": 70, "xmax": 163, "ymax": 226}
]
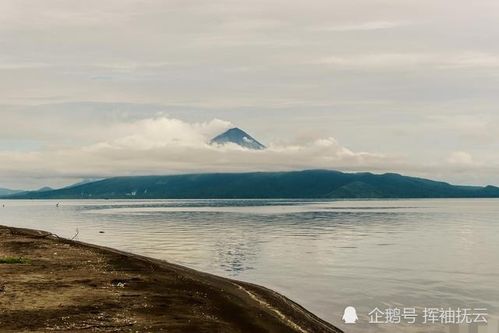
[{"xmin": 0, "ymin": 225, "xmax": 342, "ymax": 333}]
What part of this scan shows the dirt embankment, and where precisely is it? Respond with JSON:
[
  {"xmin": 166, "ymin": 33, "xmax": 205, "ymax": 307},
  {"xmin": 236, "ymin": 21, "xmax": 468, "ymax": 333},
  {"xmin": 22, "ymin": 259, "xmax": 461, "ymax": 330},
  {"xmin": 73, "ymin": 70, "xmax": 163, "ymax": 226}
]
[{"xmin": 0, "ymin": 225, "xmax": 342, "ymax": 333}]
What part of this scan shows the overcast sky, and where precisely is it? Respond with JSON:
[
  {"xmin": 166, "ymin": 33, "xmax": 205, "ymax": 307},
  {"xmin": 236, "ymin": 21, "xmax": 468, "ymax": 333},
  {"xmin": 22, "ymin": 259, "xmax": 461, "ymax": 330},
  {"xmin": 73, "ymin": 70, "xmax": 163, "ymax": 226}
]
[{"xmin": 1, "ymin": 0, "xmax": 499, "ymax": 189}]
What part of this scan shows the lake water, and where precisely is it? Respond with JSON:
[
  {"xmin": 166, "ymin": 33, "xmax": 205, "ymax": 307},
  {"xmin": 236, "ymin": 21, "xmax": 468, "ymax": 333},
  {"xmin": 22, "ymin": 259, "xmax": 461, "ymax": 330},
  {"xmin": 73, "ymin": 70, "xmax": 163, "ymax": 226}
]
[{"xmin": 1, "ymin": 199, "xmax": 498, "ymax": 333}]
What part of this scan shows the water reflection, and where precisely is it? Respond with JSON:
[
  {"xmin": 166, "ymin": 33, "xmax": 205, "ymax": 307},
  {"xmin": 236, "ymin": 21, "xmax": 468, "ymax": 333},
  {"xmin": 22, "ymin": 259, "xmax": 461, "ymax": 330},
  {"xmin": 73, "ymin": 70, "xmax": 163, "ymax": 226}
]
[{"xmin": 215, "ymin": 235, "xmax": 258, "ymax": 275}]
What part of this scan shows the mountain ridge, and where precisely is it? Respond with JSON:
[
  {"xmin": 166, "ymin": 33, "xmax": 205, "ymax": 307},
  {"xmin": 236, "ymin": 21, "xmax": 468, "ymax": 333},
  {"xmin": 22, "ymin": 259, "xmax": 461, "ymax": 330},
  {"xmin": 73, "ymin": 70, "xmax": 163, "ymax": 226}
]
[{"xmin": 4, "ymin": 170, "xmax": 499, "ymax": 199}]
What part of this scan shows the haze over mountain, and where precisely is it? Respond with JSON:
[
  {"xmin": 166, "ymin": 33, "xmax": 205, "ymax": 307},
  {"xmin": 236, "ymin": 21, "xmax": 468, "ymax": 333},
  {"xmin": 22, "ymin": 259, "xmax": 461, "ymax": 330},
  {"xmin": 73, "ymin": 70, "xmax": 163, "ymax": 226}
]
[
  {"xmin": 62, "ymin": 178, "xmax": 103, "ymax": 189},
  {"xmin": 5, "ymin": 170, "xmax": 499, "ymax": 200},
  {"xmin": 36, "ymin": 187, "xmax": 54, "ymax": 192},
  {"xmin": 210, "ymin": 128, "xmax": 266, "ymax": 150},
  {"xmin": 0, "ymin": 188, "xmax": 22, "ymax": 196}
]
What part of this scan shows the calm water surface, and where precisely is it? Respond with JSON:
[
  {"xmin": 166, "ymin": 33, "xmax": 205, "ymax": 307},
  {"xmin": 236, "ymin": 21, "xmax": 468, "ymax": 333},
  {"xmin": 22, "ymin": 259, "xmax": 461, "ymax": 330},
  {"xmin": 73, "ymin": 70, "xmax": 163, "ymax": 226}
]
[{"xmin": 1, "ymin": 199, "xmax": 498, "ymax": 333}]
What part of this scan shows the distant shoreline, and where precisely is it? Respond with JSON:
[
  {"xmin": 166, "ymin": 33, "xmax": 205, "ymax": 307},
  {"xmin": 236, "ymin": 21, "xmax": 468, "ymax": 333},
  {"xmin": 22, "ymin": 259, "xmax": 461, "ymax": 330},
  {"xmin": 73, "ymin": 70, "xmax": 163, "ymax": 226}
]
[{"xmin": 0, "ymin": 224, "xmax": 342, "ymax": 333}]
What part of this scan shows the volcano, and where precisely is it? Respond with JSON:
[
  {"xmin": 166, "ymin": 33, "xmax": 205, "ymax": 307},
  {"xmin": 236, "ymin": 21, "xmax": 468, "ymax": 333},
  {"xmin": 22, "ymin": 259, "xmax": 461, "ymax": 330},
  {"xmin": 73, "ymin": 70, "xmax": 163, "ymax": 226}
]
[{"xmin": 210, "ymin": 127, "xmax": 266, "ymax": 150}]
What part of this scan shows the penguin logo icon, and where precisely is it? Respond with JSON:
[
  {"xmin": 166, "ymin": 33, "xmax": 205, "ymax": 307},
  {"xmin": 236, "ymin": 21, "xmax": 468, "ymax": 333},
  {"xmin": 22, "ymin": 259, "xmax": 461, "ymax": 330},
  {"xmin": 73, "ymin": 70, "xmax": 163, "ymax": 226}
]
[{"xmin": 342, "ymin": 306, "xmax": 358, "ymax": 324}]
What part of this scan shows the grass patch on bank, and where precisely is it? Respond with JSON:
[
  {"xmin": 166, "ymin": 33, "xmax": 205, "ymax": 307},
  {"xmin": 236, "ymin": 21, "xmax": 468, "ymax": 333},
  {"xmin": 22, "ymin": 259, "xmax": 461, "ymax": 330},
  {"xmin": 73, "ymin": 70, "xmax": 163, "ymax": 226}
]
[{"xmin": 0, "ymin": 257, "xmax": 31, "ymax": 264}]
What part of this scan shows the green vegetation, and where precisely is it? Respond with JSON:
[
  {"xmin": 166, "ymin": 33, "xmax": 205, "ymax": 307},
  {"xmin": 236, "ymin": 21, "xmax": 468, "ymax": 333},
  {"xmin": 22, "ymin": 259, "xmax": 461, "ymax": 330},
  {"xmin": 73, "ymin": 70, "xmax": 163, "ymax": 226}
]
[
  {"xmin": 4, "ymin": 170, "xmax": 499, "ymax": 199},
  {"xmin": 0, "ymin": 257, "xmax": 31, "ymax": 264}
]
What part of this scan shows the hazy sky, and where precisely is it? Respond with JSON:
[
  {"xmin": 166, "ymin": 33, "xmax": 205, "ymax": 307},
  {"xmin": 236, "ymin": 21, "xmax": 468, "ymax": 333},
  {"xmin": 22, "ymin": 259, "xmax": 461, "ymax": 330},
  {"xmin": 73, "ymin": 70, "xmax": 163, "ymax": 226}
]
[{"xmin": 1, "ymin": 0, "xmax": 499, "ymax": 189}]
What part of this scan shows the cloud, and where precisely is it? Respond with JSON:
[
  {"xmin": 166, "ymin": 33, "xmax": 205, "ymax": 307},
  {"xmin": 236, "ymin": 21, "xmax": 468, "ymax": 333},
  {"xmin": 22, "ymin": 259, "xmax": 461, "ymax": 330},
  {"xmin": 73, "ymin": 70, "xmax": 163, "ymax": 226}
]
[
  {"xmin": 0, "ymin": 61, "xmax": 51, "ymax": 70},
  {"xmin": 96, "ymin": 117, "xmax": 232, "ymax": 149},
  {"xmin": 1, "ymin": 1, "xmax": 499, "ymax": 188},
  {"xmin": 447, "ymin": 151, "xmax": 474, "ymax": 166},
  {"xmin": 0, "ymin": 116, "xmax": 391, "ymax": 185},
  {"xmin": 0, "ymin": 1, "xmax": 134, "ymax": 28},
  {"xmin": 317, "ymin": 52, "xmax": 499, "ymax": 70},
  {"xmin": 318, "ymin": 53, "xmax": 432, "ymax": 69},
  {"xmin": 1, "ymin": 103, "xmax": 499, "ymax": 188},
  {"xmin": 439, "ymin": 52, "xmax": 499, "ymax": 69},
  {"xmin": 313, "ymin": 21, "xmax": 410, "ymax": 32}
]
